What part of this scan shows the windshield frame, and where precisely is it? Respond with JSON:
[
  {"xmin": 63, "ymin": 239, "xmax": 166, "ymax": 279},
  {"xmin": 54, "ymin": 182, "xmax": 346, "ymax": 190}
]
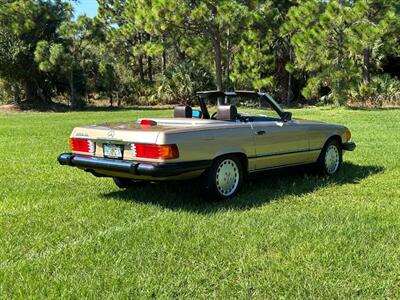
[{"xmin": 196, "ymin": 91, "xmax": 287, "ymax": 120}]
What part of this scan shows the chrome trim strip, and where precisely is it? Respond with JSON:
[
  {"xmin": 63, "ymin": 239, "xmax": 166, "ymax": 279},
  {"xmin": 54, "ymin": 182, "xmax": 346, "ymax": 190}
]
[
  {"xmin": 248, "ymin": 161, "xmax": 312, "ymax": 173},
  {"xmin": 248, "ymin": 148, "xmax": 321, "ymax": 159}
]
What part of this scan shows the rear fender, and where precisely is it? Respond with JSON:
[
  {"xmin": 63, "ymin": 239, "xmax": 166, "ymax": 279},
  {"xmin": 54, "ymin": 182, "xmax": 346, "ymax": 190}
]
[
  {"xmin": 212, "ymin": 148, "xmax": 252, "ymax": 172},
  {"xmin": 213, "ymin": 147, "xmax": 248, "ymax": 159}
]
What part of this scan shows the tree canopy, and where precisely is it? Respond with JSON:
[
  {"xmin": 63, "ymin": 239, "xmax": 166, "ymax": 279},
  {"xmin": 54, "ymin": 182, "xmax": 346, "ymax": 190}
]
[{"xmin": 0, "ymin": 0, "xmax": 400, "ymax": 108}]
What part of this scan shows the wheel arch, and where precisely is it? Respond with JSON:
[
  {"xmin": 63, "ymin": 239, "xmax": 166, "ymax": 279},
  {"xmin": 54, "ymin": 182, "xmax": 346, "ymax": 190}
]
[
  {"xmin": 324, "ymin": 134, "xmax": 343, "ymax": 148},
  {"xmin": 212, "ymin": 152, "xmax": 249, "ymax": 173},
  {"xmin": 318, "ymin": 134, "xmax": 343, "ymax": 162}
]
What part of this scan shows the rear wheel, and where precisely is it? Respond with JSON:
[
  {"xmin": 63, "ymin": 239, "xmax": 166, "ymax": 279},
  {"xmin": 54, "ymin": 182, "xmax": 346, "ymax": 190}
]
[
  {"xmin": 113, "ymin": 177, "xmax": 145, "ymax": 189},
  {"xmin": 202, "ymin": 155, "xmax": 243, "ymax": 200},
  {"xmin": 317, "ymin": 139, "xmax": 342, "ymax": 175}
]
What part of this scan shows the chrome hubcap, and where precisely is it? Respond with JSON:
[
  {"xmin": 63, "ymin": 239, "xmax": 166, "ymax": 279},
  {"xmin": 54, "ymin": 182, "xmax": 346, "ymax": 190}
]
[
  {"xmin": 216, "ymin": 159, "xmax": 239, "ymax": 196},
  {"xmin": 325, "ymin": 145, "xmax": 340, "ymax": 174}
]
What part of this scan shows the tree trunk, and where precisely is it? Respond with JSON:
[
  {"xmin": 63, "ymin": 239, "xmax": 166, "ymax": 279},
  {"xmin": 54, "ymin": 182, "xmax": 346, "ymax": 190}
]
[
  {"xmin": 287, "ymin": 73, "xmax": 292, "ymax": 107},
  {"xmin": 36, "ymin": 87, "xmax": 48, "ymax": 104},
  {"xmin": 70, "ymin": 69, "xmax": 77, "ymax": 108},
  {"xmin": 162, "ymin": 50, "xmax": 166, "ymax": 74},
  {"xmin": 175, "ymin": 43, "xmax": 186, "ymax": 60},
  {"xmin": 363, "ymin": 48, "xmax": 371, "ymax": 85},
  {"xmin": 24, "ymin": 80, "xmax": 35, "ymax": 102},
  {"xmin": 24, "ymin": 79, "xmax": 51, "ymax": 107},
  {"xmin": 13, "ymin": 83, "xmax": 21, "ymax": 105},
  {"xmin": 147, "ymin": 56, "xmax": 153, "ymax": 83},
  {"xmin": 212, "ymin": 34, "xmax": 224, "ymax": 105},
  {"xmin": 117, "ymin": 91, "xmax": 121, "ymax": 106},
  {"xmin": 335, "ymin": 26, "xmax": 345, "ymax": 105},
  {"xmin": 212, "ymin": 36, "xmax": 223, "ymax": 91},
  {"xmin": 337, "ymin": 33, "xmax": 344, "ymax": 69},
  {"xmin": 109, "ymin": 94, "xmax": 113, "ymax": 107},
  {"xmin": 138, "ymin": 55, "xmax": 145, "ymax": 82},
  {"xmin": 287, "ymin": 46, "xmax": 293, "ymax": 107},
  {"xmin": 338, "ymin": 0, "xmax": 345, "ymax": 69},
  {"xmin": 226, "ymin": 29, "xmax": 230, "ymax": 85}
]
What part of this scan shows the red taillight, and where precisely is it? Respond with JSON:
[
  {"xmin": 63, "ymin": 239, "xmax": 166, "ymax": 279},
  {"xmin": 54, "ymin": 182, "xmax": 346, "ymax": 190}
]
[
  {"xmin": 132, "ymin": 144, "xmax": 179, "ymax": 159},
  {"xmin": 140, "ymin": 119, "xmax": 157, "ymax": 127},
  {"xmin": 69, "ymin": 138, "xmax": 94, "ymax": 153}
]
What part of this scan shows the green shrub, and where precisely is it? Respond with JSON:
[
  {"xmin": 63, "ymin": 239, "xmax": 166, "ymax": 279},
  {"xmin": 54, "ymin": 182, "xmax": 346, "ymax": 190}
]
[
  {"xmin": 0, "ymin": 80, "xmax": 17, "ymax": 105},
  {"xmin": 348, "ymin": 75, "xmax": 400, "ymax": 107},
  {"xmin": 156, "ymin": 62, "xmax": 214, "ymax": 104}
]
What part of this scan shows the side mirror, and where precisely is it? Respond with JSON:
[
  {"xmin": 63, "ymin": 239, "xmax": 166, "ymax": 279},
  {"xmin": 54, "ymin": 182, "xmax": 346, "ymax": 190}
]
[
  {"xmin": 282, "ymin": 111, "xmax": 292, "ymax": 122},
  {"xmin": 192, "ymin": 110, "xmax": 203, "ymax": 119}
]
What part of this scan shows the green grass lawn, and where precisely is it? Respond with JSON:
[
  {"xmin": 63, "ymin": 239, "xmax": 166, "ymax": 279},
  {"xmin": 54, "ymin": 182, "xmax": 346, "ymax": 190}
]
[{"xmin": 1, "ymin": 107, "xmax": 400, "ymax": 298}]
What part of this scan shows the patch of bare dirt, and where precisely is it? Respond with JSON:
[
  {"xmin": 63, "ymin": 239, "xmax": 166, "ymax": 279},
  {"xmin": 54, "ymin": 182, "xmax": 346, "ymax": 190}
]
[
  {"xmin": 0, "ymin": 101, "xmax": 70, "ymax": 112},
  {"xmin": 347, "ymin": 99, "xmax": 400, "ymax": 109},
  {"xmin": 0, "ymin": 104, "xmax": 21, "ymax": 112}
]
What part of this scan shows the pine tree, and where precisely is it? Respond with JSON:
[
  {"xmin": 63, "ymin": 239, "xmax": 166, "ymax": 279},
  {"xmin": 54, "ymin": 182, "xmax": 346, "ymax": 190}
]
[
  {"xmin": 347, "ymin": 0, "xmax": 398, "ymax": 85},
  {"xmin": 34, "ymin": 15, "xmax": 99, "ymax": 108},
  {"xmin": 284, "ymin": 0, "xmax": 399, "ymax": 104},
  {"xmin": 232, "ymin": 0, "xmax": 295, "ymax": 104},
  {"xmin": 0, "ymin": 0, "xmax": 71, "ymax": 105},
  {"xmin": 133, "ymin": 0, "xmax": 249, "ymax": 92}
]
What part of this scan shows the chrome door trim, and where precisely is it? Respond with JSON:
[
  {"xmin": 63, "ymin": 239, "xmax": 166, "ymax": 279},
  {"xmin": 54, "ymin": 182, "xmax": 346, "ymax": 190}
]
[
  {"xmin": 248, "ymin": 148, "xmax": 321, "ymax": 159},
  {"xmin": 248, "ymin": 161, "xmax": 312, "ymax": 173}
]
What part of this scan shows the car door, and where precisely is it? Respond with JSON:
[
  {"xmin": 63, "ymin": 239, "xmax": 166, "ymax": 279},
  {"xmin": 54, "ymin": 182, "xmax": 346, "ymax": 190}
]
[{"xmin": 250, "ymin": 120, "xmax": 310, "ymax": 170}]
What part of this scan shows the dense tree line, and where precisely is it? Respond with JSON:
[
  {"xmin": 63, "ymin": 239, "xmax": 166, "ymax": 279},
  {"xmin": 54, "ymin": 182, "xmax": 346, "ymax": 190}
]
[{"xmin": 1, "ymin": 0, "xmax": 400, "ymax": 108}]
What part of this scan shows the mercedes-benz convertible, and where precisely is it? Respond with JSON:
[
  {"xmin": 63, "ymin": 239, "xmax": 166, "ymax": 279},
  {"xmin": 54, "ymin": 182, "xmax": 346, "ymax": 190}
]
[{"xmin": 58, "ymin": 90, "xmax": 356, "ymax": 199}]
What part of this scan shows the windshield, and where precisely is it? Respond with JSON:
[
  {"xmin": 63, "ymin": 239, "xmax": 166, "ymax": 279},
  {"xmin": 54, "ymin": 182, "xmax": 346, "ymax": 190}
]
[{"xmin": 196, "ymin": 91, "xmax": 285, "ymax": 121}]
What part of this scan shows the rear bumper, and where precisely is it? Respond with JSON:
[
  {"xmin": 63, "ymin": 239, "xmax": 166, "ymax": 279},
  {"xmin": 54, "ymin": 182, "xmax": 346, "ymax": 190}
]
[
  {"xmin": 58, "ymin": 153, "xmax": 211, "ymax": 178},
  {"xmin": 342, "ymin": 142, "xmax": 356, "ymax": 151}
]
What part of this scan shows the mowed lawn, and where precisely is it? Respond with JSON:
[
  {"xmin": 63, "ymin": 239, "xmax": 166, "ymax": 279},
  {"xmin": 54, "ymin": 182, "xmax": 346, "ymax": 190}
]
[{"xmin": 1, "ymin": 107, "xmax": 400, "ymax": 299}]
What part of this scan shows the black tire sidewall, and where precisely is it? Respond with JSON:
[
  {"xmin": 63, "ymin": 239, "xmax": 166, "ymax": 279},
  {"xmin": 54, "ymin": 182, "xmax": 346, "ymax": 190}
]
[
  {"xmin": 202, "ymin": 155, "xmax": 243, "ymax": 200},
  {"xmin": 113, "ymin": 177, "xmax": 144, "ymax": 189},
  {"xmin": 318, "ymin": 139, "xmax": 342, "ymax": 175}
]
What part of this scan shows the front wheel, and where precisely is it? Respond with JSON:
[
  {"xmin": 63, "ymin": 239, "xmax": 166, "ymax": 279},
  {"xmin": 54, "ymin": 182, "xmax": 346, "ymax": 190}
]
[
  {"xmin": 317, "ymin": 139, "xmax": 342, "ymax": 175},
  {"xmin": 202, "ymin": 155, "xmax": 243, "ymax": 200}
]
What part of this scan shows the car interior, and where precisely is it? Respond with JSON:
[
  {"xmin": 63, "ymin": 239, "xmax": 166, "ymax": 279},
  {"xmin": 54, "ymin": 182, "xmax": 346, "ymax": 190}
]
[
  {"xmin": 173, "ymin": 104, "xmax": 282, "ymax": 122},
  {"xmin": 174, "ymin": 105, "xmax": 193, "ymax": 118}
]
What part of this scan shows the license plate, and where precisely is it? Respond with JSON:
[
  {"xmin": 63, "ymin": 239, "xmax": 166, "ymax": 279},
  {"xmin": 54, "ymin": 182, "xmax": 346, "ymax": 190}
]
[{"xmin": 103, "ymin": 144, "xmax": 123, "ymax": 159}]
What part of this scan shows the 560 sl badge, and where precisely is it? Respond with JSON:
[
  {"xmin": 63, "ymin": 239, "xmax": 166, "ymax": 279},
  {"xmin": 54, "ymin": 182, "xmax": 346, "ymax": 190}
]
[{"xmin": 75, "ymin": 132, "xmax": 89, "ymax": 137}]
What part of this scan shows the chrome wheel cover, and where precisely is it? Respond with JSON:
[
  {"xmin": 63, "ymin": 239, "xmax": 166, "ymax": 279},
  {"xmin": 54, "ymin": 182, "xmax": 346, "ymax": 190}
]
[
  {"xmin": 215, "ymin": 159, "xmax": 240, "ymax": 196},
  {"xmin": 324, "ymin": 144, "xmax": 340, "ymax": 174}
]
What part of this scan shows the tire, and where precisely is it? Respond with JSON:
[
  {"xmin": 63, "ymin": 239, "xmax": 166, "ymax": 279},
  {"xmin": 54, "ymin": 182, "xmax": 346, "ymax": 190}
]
[
  {"xmin": 202, "ymin": 155, "xmax": 243, "ymax": 200},
  {"xmin": 113, "ymin": 177, "xmax": 145, "ymax": 189},
  {"xmin": 317, "ymin": 139, "xmax": 342, "ymax": 176}
]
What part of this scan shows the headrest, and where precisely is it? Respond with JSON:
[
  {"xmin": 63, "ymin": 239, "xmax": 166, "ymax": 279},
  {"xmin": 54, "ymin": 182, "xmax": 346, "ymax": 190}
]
[
  {"xmin": 216, "ymin": 105, "xmax": 238, "ymax": 121},
  {"xmin": 174, "ymin": 106, "xmax": 192, "ymax": 118}
]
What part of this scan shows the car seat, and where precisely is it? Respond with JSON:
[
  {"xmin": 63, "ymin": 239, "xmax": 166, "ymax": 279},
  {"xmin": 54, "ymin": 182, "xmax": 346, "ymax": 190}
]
[{"xmin": 174, "ymin": 106, "xmax": 192, "ymax": 118}]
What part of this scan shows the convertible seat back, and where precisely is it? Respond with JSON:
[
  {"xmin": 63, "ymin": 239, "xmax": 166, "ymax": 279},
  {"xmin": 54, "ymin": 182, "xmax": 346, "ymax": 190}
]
[
  {"xmin": 174, "ymin": 106, "xmax": 192, "ymax": 118},
  {"xmin": 217, "ymin": 105, "xmax": 238, "ymax": 121}
]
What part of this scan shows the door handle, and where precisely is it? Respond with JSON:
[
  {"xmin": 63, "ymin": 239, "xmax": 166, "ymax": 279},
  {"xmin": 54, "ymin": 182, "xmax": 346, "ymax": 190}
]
[{"xmin": 255, "ymin": 130, "xmax": 266, "ymax": 135}]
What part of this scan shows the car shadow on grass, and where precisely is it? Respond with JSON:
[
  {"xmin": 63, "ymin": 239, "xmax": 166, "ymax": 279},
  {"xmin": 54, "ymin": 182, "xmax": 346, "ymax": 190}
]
[{"xmin": 101, "ymin": 162, "xmax": 384, "ymax": 213}]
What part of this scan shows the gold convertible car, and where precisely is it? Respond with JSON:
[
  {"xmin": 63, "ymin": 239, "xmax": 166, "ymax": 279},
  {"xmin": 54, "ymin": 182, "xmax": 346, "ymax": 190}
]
[{"xmin": 58, "ymin": 91, "xmax": 356, "ymax": 199}]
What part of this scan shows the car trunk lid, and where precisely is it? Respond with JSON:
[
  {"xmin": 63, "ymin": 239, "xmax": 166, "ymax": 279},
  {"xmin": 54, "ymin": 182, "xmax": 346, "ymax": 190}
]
[
  {"xmin": 71, "ymin": 122, "xmax": 165, "ymax": 144},
  {"xmin": 71, "ymin": 118, "xmax": 227, "ymax": 143}
]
